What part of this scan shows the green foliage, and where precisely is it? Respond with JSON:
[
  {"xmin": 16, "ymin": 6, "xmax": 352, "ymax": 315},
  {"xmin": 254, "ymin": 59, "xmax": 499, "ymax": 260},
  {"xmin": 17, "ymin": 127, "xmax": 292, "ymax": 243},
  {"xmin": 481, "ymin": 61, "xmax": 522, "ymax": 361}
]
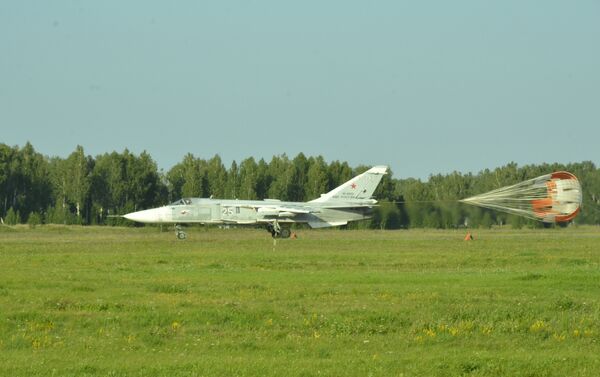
[
  {"xmin": 46, "ymin": 205, "xmax": 78, "ymax": 225},
  {"xmin": 372, "ymin": 201, "xmax": 402, "ymax": 229},
  {"xmin": 225, "ymin": 160, "xmax": 240, "ymax": 199},
  {"xmin": 238, "ymin": 157, "xmax": 259, "ymax": 200},
  {"xmin": 267, "ymin": 154, "xmax": 293, "ymax": 200},
  {"xmin": 481, "ymin": 211, "xmax": 494, "ymax": 229},
  {"xmin": 305, "ymin": 156, "xmax": 328, "ymax": 201},
  {"xmin": 5, "ymin": 207, "xmax": 21, "ymax": 225},
  {"xmin": 27, "ymin": 212, "xmax": 42, "ymax": 228},
  {"xmin": 509, "ymin": 214, "xmax": 525, "ymax": 229},
  {"xmin": 1, "ymin": 142, "xmax": 600, "ymax": 228},
  {"xmin": 0, "ymin": 143, "xmax": 52, "ymax": 220}
]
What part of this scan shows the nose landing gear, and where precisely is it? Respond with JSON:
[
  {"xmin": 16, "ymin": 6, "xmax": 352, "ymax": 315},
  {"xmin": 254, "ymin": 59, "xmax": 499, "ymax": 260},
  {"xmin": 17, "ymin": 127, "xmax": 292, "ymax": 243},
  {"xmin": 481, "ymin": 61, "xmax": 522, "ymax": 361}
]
[{"xmin": 175, "ymin": 225, "xmax": 187, "ymax": 240}]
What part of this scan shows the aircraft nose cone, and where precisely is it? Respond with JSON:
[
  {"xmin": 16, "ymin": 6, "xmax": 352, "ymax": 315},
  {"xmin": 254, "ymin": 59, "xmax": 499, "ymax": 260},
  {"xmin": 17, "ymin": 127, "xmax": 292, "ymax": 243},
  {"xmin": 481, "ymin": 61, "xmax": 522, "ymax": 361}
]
[{"xmin": 123, "ymin": 208, "xmax": 161, "ymax": 223}]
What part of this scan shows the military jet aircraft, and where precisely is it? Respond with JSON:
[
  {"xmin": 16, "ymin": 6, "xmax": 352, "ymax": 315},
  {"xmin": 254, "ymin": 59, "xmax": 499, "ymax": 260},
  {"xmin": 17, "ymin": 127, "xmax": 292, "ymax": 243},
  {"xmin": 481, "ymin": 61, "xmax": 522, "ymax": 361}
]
[{"xmin": 124, "ymin": 165, "xmax": 388, "ymax": 239}]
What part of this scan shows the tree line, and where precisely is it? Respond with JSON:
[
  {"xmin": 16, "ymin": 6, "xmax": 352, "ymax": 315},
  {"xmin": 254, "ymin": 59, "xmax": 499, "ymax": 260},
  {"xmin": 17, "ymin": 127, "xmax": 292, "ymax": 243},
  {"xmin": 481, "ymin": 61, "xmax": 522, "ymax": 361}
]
[{"xmin": 1, "ymin": 142, "xmax": 599, "ymax": 228}]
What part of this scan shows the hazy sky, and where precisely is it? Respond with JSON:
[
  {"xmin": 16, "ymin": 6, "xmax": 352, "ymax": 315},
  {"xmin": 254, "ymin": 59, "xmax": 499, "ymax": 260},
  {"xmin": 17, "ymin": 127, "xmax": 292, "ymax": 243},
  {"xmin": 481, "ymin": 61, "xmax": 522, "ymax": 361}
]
[{"xmin": 1, "ymin": 1, "xmax": 598, "ymax": 179}]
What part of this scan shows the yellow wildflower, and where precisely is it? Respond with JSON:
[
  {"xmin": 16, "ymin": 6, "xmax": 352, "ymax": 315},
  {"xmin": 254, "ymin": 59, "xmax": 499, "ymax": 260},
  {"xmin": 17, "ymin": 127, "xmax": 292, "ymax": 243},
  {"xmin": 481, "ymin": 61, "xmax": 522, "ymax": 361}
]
[
  {"xmin": 530, "ymin": 320, "xmax": 547, "ymax": 333},
  {"xmin": 424, "ymin": 328, "xmax": 436, "ymax": 338},
  {"xmin": 481, "ymin": 326, "xmax": 492, "ymax": 335}
]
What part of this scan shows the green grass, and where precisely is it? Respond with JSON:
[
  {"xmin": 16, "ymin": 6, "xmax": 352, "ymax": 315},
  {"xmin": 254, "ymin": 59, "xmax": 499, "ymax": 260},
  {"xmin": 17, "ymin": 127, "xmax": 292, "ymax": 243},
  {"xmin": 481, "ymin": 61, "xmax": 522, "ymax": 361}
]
[{"xmin": 1, "ymin": 225, "xmax": 599, "ymax": 376}]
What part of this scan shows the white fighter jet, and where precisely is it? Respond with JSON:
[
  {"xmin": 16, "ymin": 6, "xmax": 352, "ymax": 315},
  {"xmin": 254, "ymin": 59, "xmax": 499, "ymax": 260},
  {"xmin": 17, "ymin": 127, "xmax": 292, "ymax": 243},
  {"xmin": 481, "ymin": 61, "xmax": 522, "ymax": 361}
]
[{"xmin": 124, "ymin": 166, "xmax": 388, "ymax": 239}]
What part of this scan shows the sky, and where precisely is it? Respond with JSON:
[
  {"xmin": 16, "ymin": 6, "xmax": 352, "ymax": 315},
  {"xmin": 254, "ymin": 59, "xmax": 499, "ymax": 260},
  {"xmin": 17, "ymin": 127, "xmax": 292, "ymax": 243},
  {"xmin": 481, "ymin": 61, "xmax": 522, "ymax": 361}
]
[{"xmin": 1, "ymin": 1, "xmax": 599, "ymax": 180}]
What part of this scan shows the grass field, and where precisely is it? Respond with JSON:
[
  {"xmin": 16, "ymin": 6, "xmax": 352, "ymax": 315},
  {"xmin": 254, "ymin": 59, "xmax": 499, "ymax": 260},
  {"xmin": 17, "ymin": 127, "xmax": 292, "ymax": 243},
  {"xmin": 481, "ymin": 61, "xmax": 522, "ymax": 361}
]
[{"xmin": 1, "ymin": 225, "xmax": 599, "ymax": 376}]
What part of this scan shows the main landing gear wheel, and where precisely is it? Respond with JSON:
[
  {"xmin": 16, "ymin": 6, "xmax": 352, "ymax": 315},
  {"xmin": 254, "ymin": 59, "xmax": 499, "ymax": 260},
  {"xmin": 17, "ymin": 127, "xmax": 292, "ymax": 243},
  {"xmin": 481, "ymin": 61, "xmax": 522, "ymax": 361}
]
[
  {"xmin": 266, "ymin": 222, "xmax": 291, "ymax": 239},
  {"xmin": 279, "ymin": 228, "xmax": 291, "ymax": 239},
  {"xmin": 175, "ymin": 225, "xmax": 187, "ymax": 240}
]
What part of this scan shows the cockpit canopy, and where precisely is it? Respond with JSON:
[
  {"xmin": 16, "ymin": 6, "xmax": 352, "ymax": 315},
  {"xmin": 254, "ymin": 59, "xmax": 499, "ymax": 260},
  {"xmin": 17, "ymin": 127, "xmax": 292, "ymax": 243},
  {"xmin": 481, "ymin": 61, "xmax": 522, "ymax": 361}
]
[{"xmin": 170, "ymin": 198, "xmax": 193, "ymax": 206}]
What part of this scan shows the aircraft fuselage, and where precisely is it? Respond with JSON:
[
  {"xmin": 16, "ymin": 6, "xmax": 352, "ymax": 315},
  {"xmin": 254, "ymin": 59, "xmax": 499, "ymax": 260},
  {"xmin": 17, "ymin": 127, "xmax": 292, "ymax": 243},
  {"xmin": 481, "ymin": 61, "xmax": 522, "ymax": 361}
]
[
  {"xmin": 124, "ymin": 198, "xmax": 373, "ymax": 227},
  {"xmin": 123, "ymin": 165, "xmax": 388, "ymax": 238}
]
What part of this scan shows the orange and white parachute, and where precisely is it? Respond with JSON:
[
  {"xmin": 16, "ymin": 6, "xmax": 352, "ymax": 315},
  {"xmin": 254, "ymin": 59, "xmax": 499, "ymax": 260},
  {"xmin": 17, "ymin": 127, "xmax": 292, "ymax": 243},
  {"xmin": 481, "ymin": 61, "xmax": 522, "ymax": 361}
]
[{"xmin": 460, "ymin": 171, "xmax": 582, "ymax": 223}]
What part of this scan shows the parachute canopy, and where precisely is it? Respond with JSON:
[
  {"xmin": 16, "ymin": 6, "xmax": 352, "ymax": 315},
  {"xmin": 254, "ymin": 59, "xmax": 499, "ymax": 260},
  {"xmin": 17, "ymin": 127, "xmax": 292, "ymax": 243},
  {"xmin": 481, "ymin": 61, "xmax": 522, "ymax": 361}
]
[{"xmin": 460, "ymin": 171, "xmax": 582, "ymax": 223}]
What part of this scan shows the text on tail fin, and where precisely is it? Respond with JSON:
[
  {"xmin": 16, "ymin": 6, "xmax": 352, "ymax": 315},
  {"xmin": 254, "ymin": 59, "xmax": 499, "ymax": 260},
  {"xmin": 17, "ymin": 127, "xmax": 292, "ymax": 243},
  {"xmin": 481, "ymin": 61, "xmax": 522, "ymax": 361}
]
[{"xmin": 310, "ymin": 165, "xmax": 388, "ymax": 203}]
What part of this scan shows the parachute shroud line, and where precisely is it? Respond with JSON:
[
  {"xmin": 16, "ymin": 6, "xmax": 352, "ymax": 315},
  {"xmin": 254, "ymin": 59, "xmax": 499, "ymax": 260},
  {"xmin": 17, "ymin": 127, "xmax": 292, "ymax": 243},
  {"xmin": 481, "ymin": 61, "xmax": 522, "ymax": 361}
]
[{"xmin": 459, "ymin": 171, "xmax": 582, "ymax": 223}]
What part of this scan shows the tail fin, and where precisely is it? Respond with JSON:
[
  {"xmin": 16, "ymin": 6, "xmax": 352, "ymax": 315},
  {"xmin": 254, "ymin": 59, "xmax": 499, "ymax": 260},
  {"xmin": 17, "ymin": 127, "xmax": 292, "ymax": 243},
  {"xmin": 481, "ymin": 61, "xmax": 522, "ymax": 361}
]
[{"xmin": 310, "ymin": 165, "xmax": 388, "ymax": 204}]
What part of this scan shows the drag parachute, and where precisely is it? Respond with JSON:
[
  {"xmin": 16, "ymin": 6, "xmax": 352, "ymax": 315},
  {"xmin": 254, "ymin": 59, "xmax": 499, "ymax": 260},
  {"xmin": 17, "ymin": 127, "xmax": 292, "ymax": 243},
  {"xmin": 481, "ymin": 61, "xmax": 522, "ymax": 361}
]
[{"xmin": 460, "ymin": 171, "xmax": 582, "ymax": 223}]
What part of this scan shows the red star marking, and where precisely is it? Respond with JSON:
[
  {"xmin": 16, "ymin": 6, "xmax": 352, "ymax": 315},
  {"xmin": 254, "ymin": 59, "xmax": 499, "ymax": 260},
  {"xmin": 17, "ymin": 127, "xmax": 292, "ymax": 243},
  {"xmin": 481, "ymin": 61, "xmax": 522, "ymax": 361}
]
[{"xmin": 351, "ymin": 183, "xmax": 357, "ymax": 189}]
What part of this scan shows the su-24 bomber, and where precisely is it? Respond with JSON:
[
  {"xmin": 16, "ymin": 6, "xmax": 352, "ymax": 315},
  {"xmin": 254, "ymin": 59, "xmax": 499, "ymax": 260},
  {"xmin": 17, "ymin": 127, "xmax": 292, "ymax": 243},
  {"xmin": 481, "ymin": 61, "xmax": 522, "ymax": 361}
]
[{"xmin": 124, "ymin": 166, "xmax": 388, "ymax": 239}]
